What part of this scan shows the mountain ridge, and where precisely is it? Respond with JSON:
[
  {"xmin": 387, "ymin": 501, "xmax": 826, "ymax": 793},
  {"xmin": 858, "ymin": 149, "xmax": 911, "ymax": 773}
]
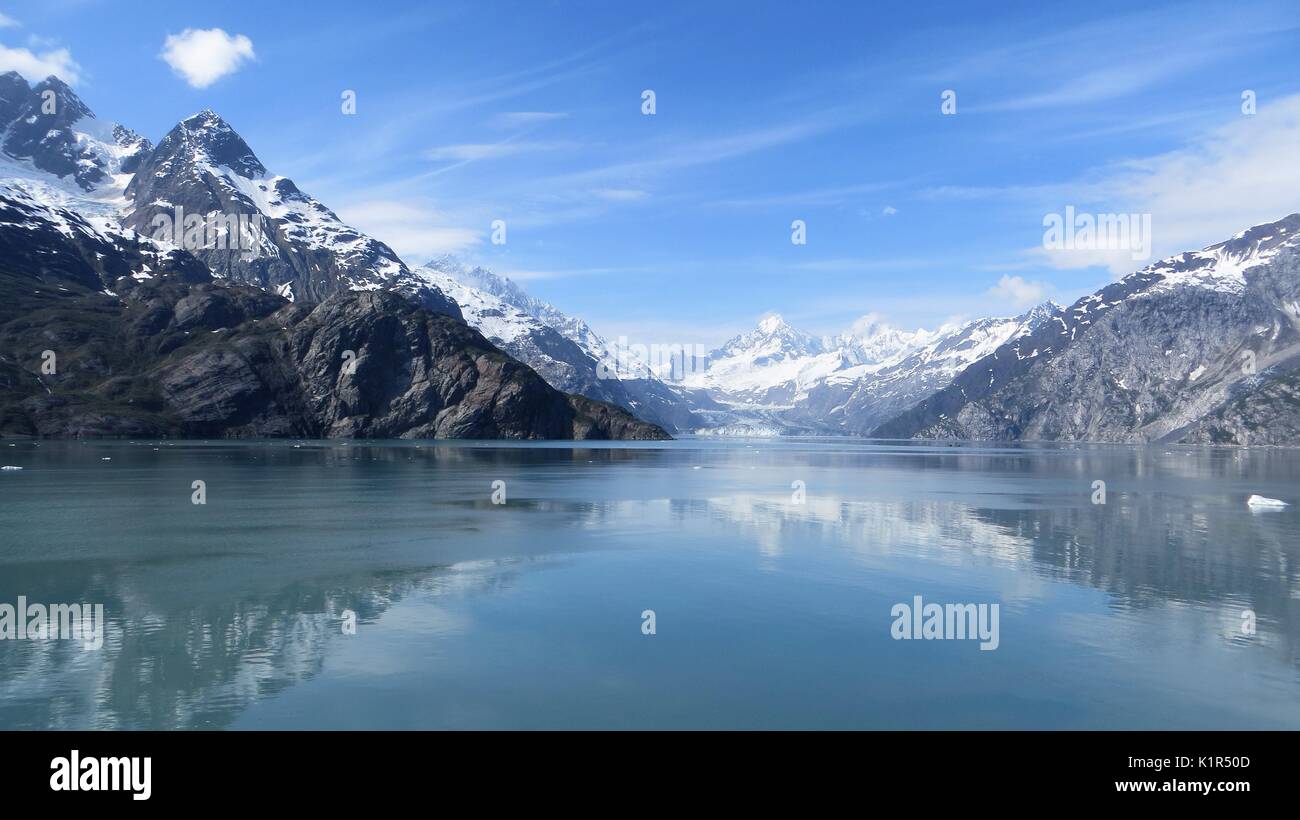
[{"xmin": 872, "ymin": 213, "xmax": 1300, "ymax": 443}]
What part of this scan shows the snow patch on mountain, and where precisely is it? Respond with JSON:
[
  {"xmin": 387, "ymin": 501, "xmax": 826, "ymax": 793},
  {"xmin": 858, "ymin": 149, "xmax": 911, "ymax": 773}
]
[
  {"xmin": 422, "ymin": 255, "xmax": 658, "ymax": 380},
  {"xmin": 1143, "ymin": 213, "xmax": 1300, "ymax": 295}
]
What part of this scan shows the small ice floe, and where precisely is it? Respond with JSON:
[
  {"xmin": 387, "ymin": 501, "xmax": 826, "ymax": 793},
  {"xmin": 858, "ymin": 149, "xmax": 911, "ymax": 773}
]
[
  {"xmin": 1247, "ymin": 494, "xmax": 1288, "ymax": 508},
  {"xmin": 100, "ymin": 457, "xmax": 112, "ymax": 461},
  {"xmin": 1, "ymin": 465, "xmax": 22, "ymax": 471}
]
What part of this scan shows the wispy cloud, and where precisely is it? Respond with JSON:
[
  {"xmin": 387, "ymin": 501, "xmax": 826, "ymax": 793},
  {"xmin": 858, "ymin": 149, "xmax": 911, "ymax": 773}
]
[
  {"xmin": 792, "ymin": 256, "xmax": 943, "ymax": 274},
  {"xmin": 977, "ymin": 54, "xmax": 1214, "ymax": 113},
  {"xmin": 708, "ymin": 181, "xmax": 900, "ymax": 209},
  {"xmin": 928, "ymin": 2, "xmax": 1300, "ymax": 115},
  {"xmin": 1028, "ymin": 93, "xmax": 1300, "ymax": 274},
  {"xmin": 423, "ymin": 140, "xmax": 577, "ymax": 162},
  {"xmin": 589, "ymin": 188, "xmax": 647, "ymax": 202},
  {"xmin": 335, "ymin": 199, "xmax": 482, "ymax": 261},
  {"xmin": 491, "ymin": 111, "xmax": 569, "ymax": 129},
  {"xmin": 540, "ymin": 113, "xmax": 856, "ymax": 191},
  {"xmin": 490, "ymin": 263, "xmax": 664, "ymax": 282}
]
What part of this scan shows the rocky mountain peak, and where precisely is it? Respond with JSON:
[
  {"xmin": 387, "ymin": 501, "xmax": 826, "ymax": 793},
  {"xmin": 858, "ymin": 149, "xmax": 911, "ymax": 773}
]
[
  {"xmin": 155, "ymin": 109, "xmax": 266, "ymax": 178},
  {"xmin": 1017, "ymin": 300, "xmax": 1063, "ymax": 330},
  {"xmin": 427, "ymin": 255, "xmax": 544, "ymax": 315},
  {"xmin": 30, "ymin": 75, "xmax": 92, "ymax": 123},
  {"xmin": 0, "ymin": 71, "xmax": 31, "ymax": 126},
  {"xmin": 0, "ymin": 71, "xmax": 112, "ymax": 190}
]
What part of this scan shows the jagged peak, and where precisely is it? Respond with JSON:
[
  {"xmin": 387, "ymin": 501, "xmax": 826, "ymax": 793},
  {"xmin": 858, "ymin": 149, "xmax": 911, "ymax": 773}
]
[
  {"xmin": 35, "ymin": 74, "xmax": 76, "ymax": 91},
  {"xmin": 0, "ymin": 72, "xmax": 94, "ymax": 122},
  {"xmin": 1020, "ymin": 299, "xmax": 1062, "ymax": 319},
  {"xmin": 155, "ymin": 109, "xmax": 266, "ymax": 177},
  {"xmin": 423, "ymin": 253, "xmax": 471, "ymax": 275},
  {"xmin": 0, "ymin": 70, "xmax": 26, "ymax": 83},
  {"xmin": 427, "ymin": 256, "xmax": 527, "ymax": 299},
  {"xmin": 180, "ymin": 108, "xmax": 226, "ymax": 128}
]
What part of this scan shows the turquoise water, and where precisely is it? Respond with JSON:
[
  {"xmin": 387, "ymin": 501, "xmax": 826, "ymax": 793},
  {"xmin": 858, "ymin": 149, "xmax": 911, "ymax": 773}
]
[{"xmin": 0, "ymin": 438, "xmax": 1298, "ymax": 729}]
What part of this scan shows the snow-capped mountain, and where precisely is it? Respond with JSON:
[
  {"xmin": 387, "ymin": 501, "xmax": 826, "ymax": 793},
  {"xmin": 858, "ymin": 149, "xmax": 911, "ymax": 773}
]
[
  {"xmin": 0, "ymin": 75, "xmax": 662, "ymax": 442},
  {"xmin": 679, "ymin": 304, "xmax": 1059, "ymax": 435},
  {"xmin": 0, "ymin": 71, "xmax": 460, "ymax": 321},
  {"xmin": 0, "ymin": 72, "xmax": 151, "ymax": 193},
  {"xmin": 413, "ymin": 257, "xmax": 707, "ymax": 432},
  {"xmin": 800, "ymin": 302, "xmax": 1062, "ymax": 433},
  {"xmin": 10, "ymin": 70, "xmax": 1300, "ymax": 443},
  {"xmin": 684, "ymin": 313, "xmax": 931, "ymax": 408},
  {"xmin": 874, "ymin": 213, "xmax": 1300, "ymax": 444},
  {"xmin": 120, "ymin": 110, "xmax": 458, "ymax": 317},
  {"xmin": 422, "ymin": 255, "xmax": 654, "ymax": 380}
]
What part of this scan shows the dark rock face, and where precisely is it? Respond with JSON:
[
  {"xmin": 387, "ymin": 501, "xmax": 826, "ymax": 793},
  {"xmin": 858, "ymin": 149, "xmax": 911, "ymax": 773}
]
[
  {"xmin": 873, "ymin": 215, "xmax": 1300, "ymax": 444},
  {"xmin": 0, "ymin": 71, "xmax": 30, "ymax": 125},
  {"xmin": 1179, "ymin": 361, "xmax": 1300, "ymax": 446},
  {"xmin": 0, "ymin": 186, "xmax": 210, "ymax": 290},
  {"xmin": 0, "ymin": 192, "xmax": 668, "ymax": 441}
]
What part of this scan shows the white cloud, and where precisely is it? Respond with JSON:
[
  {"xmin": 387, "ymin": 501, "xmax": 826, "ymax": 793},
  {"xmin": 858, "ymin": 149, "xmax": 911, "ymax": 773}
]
[
  {"xmin": 160, "ymin": 28, "xmax": 255, "ymax": 88},
  {"xmin": 0, "ymin": 13, "xmax": 19, "ymax": 28},
  {"xmin": 0, "ymin": 43, "xmax": 81, "ymax": 84},
  {"xmin": 987, "ymin": 275, "xmax": 1048, "ymax": 307},
  {"xmin": 1030, "ymin": 93, "xmax": 1300, "ymax": 275},
  {"xmin": 849, "ymin": 311, "xmax": 896, "ymax": 337},
  {"xmin": 882, "ymin": 205, "xmax": 897, "ymax": 216},
  {"xmin": 336, "ymin": 199, "xmax": 482, "ymax": 261}
]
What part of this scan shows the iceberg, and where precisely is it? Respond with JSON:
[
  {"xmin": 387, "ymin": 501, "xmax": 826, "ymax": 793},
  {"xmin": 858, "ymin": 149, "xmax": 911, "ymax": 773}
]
[{"xmin": 1247, "ymin": 494, "xmax": 1288, "ymax": 508}]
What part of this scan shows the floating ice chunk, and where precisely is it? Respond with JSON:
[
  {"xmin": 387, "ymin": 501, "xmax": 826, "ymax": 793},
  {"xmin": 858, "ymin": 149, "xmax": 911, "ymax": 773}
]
[
  {"xmin": 1, "ymin": 465, "xmax": 22, "ymax": 471},
  {"xmin": 1247, "ymin": 494, "xmax": 1288, "ymax": 508}
]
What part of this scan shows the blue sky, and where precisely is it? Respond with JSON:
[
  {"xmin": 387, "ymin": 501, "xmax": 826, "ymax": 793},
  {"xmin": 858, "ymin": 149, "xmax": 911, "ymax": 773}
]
[{"xmin": 4, "ymin": 0, "xmax": 1300, "ymax": 346}]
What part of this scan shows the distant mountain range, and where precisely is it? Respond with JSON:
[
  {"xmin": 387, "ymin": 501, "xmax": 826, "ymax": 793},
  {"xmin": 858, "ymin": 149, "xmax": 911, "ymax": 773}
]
[{"xmin": 2, "ymin": 69, "xmax": 1297, "ymax": 444}]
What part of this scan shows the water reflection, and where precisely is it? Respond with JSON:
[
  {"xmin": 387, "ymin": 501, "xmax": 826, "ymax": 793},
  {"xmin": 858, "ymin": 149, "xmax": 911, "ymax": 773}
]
[{"xmin": 1, "ymin": 439, "xmax": 1297, "ymax": 728}]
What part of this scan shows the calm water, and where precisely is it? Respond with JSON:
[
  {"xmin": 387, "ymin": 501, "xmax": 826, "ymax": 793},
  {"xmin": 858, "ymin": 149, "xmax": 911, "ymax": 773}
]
[{"xmin": 0, "ymin": 438, "xmax": 1298, "ymax": 729}]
